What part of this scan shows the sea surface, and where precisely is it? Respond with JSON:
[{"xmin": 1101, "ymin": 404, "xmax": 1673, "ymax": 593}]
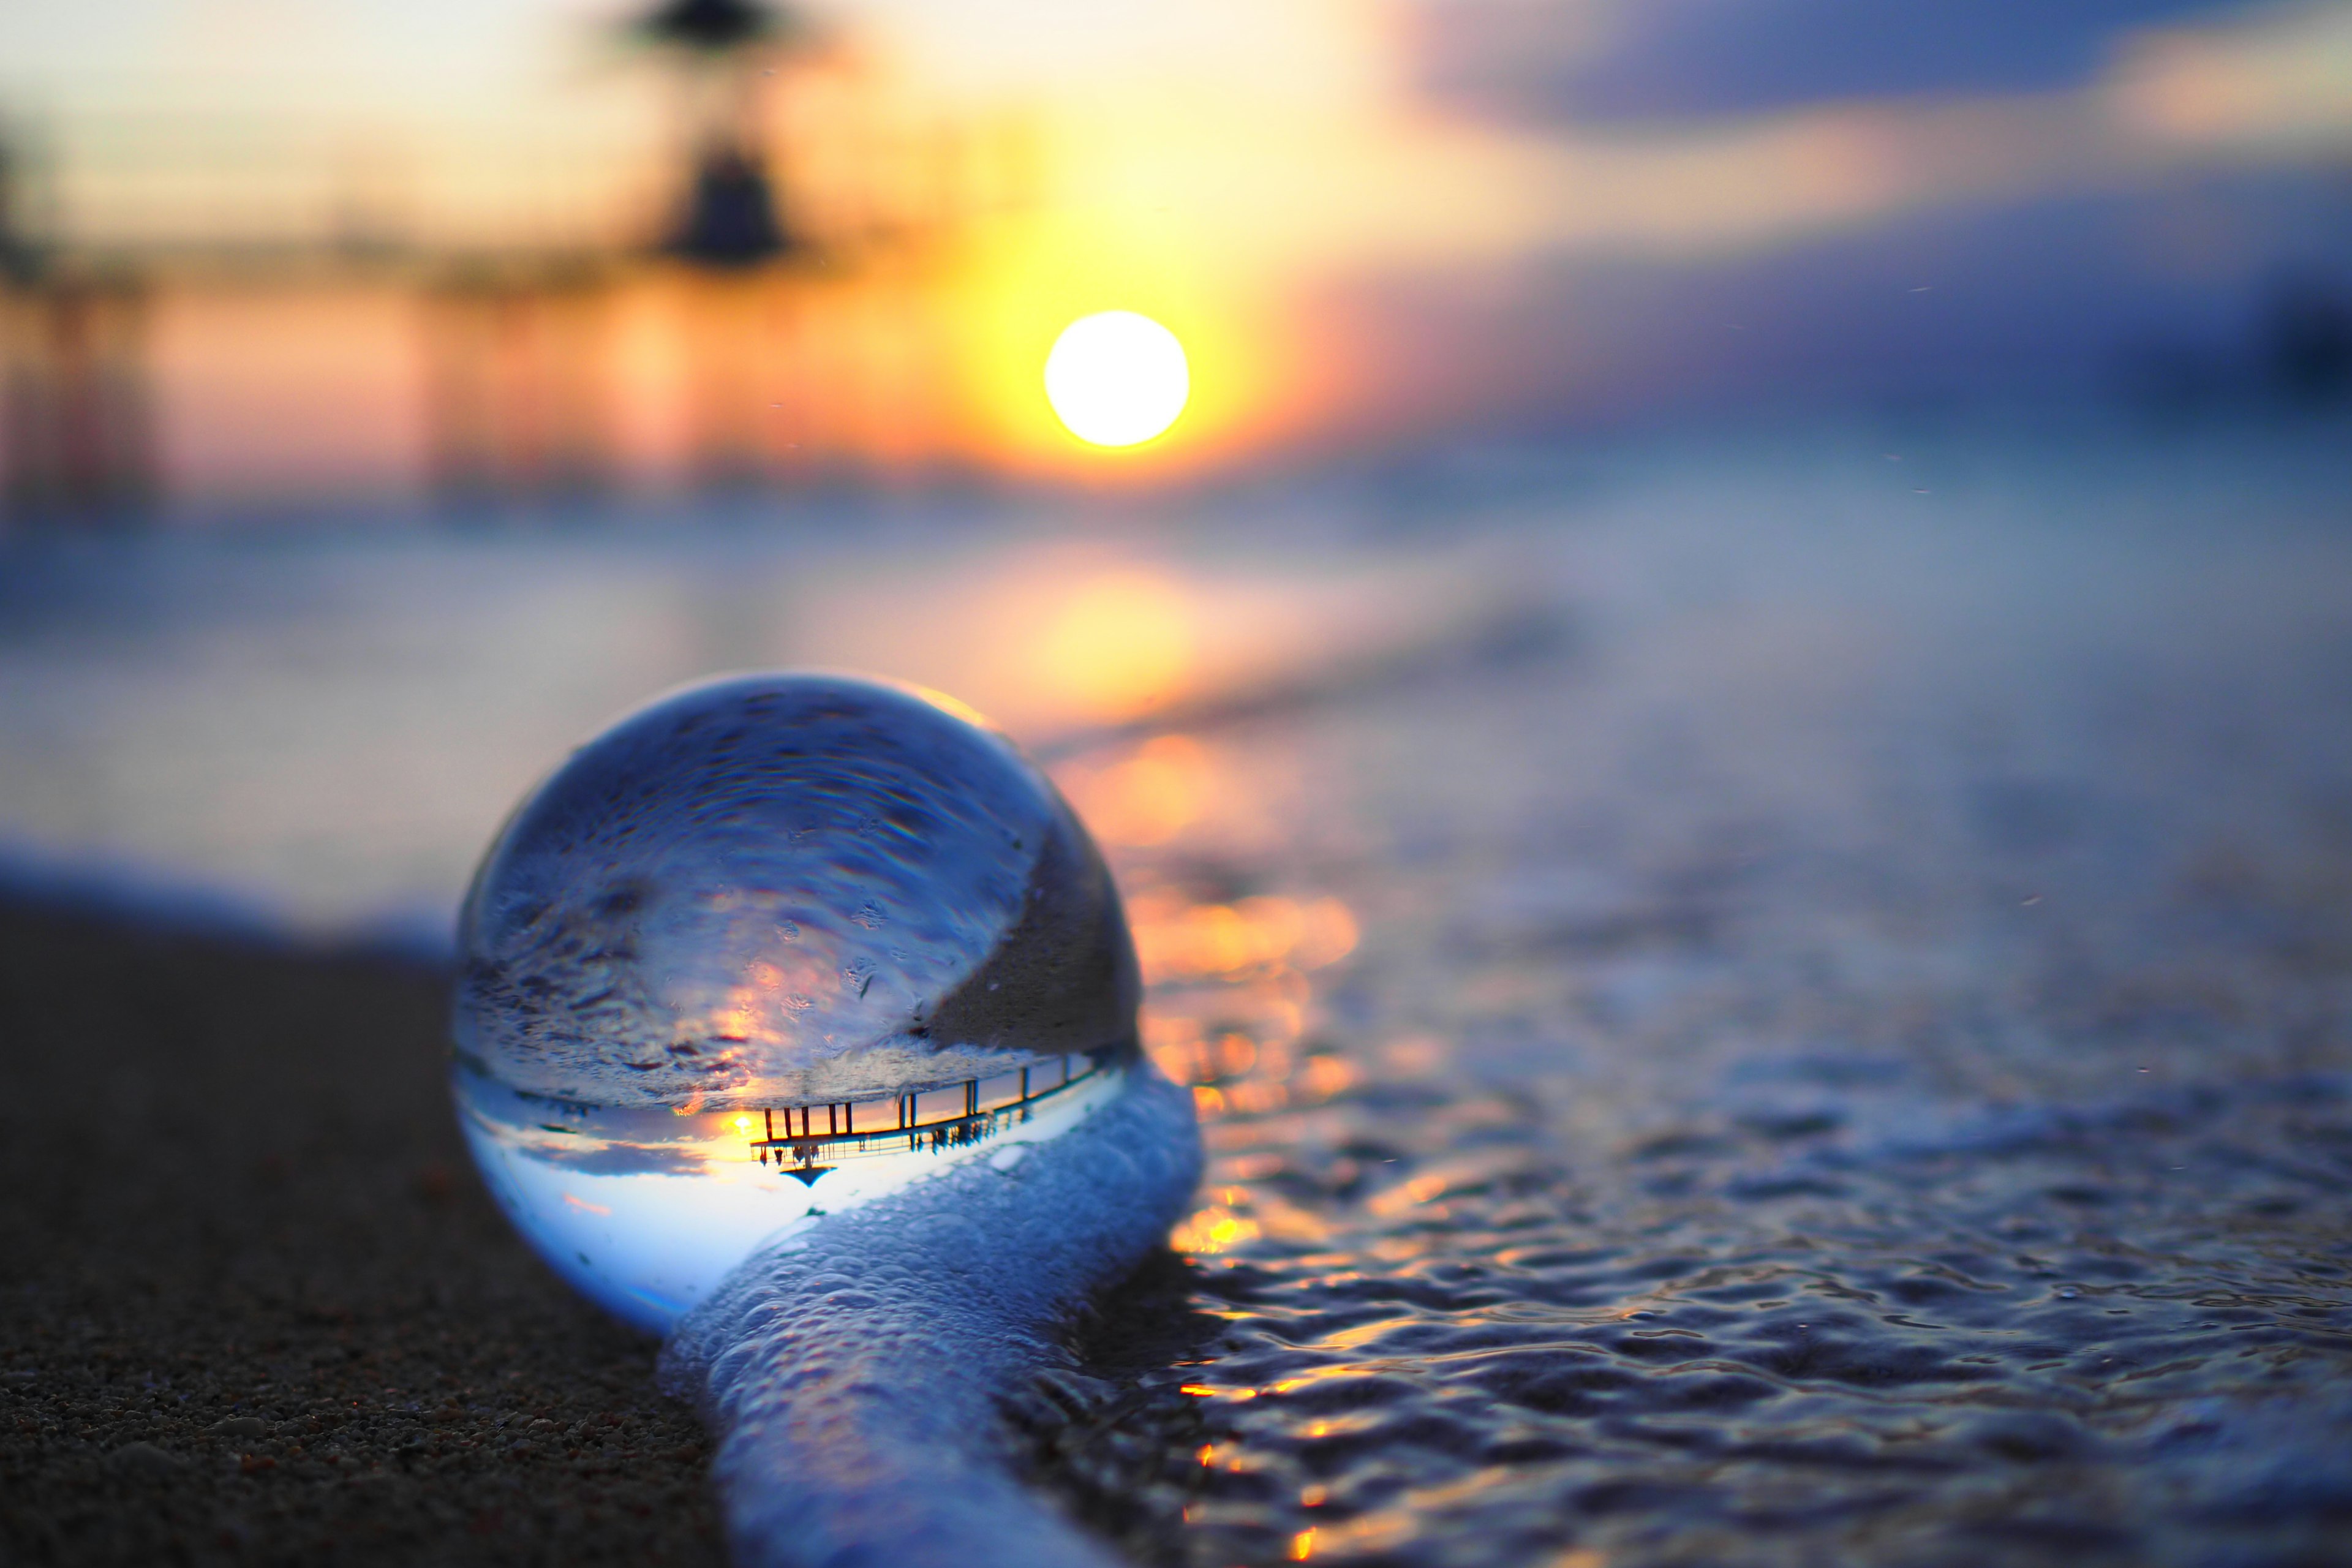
[{"xmin": 5, "ymin": 415, "xmax": 2352, "ymax": 1566}]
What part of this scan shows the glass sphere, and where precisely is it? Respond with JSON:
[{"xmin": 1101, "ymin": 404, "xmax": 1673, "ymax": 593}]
[{"xmin": 450, "ymin": 674, "xmax": 1144, "ymax": 1333}]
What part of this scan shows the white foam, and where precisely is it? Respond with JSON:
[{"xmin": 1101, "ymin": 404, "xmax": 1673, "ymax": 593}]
[{"xmin": 662, "ymin": 1066, "xmax": 1200, "ymax": 1568}]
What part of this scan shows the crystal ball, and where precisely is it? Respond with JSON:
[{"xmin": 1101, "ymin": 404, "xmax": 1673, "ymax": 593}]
[{"xmin": 449, "ymin": 673, "xmax": 1144, "ymax": 1332}]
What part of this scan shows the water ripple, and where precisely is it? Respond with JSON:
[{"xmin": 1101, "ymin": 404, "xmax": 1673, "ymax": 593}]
[{"xmin": 1030, "ymin": 552, "xmax": 2352, "ymax": 1567}]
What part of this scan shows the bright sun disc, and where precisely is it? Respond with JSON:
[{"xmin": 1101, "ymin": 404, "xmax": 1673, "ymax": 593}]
[{"xmin": 1044, "ymin": 312, "xmax": 1189, "ymax": 448}]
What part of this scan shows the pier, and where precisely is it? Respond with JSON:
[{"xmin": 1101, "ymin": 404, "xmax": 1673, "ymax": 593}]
[{"xmin": 749, "ymin": 1050, "xmax": 1104, "ymax": 1178}]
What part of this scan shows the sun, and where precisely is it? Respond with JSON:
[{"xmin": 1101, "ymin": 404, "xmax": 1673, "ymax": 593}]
[{"xmin": 1044, "ymin": 312, "xmax": 1189, "ymax": 447}]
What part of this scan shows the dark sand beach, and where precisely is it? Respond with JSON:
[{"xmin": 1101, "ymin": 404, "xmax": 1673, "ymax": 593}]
[
  {"xmin": 0, "ymin": 897, "xmax": 724, "ymax": 1566},
  {"xmin": 0, "ymin": 895, "xmax": 1205, "ymax": 1567}
]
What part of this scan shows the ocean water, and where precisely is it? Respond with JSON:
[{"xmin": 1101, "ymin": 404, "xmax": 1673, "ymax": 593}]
[
  {"xmin": 4, "ymin": 417, "xmax": 2351, "ymax": 1565},
  {"xmin": 1044, "ymin": 423, "xmax": 2352, "ymax": 1567}
]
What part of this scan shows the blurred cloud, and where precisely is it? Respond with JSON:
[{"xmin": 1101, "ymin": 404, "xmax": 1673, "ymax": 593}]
[
  {"xmin": 1406, "ymin": 0, "xmax": 2269, "ymax": 126},
  {"xmin": 2109, "ymin": 2, "xmax": 2352, "ymax": 150},
  {"xmin": 1428, "ymin": 3, "xmax": 2352, "ymax": 262},
  {"xmin": 1313, "ymin": 165, "xmax": 2352, "ymax": 442}
]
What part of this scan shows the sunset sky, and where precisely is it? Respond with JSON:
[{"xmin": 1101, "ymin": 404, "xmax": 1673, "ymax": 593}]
[{"xmin": 2, "ymin": 0, "xmax": 2348, "ymax": 481}]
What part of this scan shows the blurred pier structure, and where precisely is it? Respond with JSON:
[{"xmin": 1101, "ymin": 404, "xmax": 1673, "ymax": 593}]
[
  {"xmin": 0, "ymin": 0, "xmax": 1047, "ymax": 522},
  {"xmin": 1, "ymin": 272, "xmax": 155, "ymax": 519},
  {"xmin": 424, "ymin": 262, "xmax": 622, "ymax": 500},
  {"xmin": 0, "ymin": 133, "xmax": 151, "ymax": 516}
]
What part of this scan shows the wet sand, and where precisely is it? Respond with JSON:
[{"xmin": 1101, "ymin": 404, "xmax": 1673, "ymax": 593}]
[{"xmin": 0, "ymin": 897, "xmax": 725, "ymax": 1566}]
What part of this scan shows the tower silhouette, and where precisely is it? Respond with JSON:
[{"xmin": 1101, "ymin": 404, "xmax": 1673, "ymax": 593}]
[{"xmin": 637, "ymin": 0, "xmax": 802, "ymax": 268}]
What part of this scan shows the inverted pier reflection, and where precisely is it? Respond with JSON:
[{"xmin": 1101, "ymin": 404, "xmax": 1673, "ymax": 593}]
[
  {"xmin": 453, "ymin": 1046, "xmax": 1131, "ymax": 1334},
  {"xmin": 752, "ymin": 1053, "xmax": 1101, "ymax": 1182}
]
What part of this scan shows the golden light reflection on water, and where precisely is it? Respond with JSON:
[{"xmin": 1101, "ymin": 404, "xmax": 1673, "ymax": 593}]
[
  {"xmin": 1170, "ymin": 1205, "xmax": 1261, "ymax": 1254},
  {"xmin": 1035, "ymin": 571, "xmax": 1194, "ymax": 722},
  {"xmin": 788, "ymin": 541, "xmax": 1492, "ymax": 750},
  {"xmin": 1061, "ymin": 723, "xmax": 1367, "ymax": 1261},
  {"xmin": 1129, "ymin": 892, "xmax": 1357, "ymax": 986},
  {"xmin": 1054, "ymin": 735, "xmax": 1214, "ymax": 846}
]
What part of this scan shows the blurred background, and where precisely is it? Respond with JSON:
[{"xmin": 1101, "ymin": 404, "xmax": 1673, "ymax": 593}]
[
  {"xmin": 3, "ymin": 0, "xmax": 2348, "ymax": 511},
  {"xmin": 0, "ymin": 0, "xmax": 2348, "ymax": 947}
]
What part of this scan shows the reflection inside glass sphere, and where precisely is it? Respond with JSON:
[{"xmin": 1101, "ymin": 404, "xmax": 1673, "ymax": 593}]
[
  {"xmin": 448, "ymin": 672, "xmax": 1147, "ymax": 1335},
  {"xmin": 454, "ymin": 1045, "xmax": 1134, "ymax": 1334}
]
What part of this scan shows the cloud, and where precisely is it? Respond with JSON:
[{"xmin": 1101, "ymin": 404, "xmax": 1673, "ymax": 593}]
[
  {"xmin": 1379, "ymin": 2, "xmax": 2352, "ymax": 273},
  {"xmin": 2108, "ymin": 2, "xmax": 2352, "ymax": 150},
  {"xmin": 1410, "ymin": 0, "xmax": 2269, "ymax": 126},
  {"xmin": 527, "ymin": 1137, "xmax": 715, "ymax": 1177},
  {"xmin": 1322, "ymin": 149, "xmax": 2352, "ymax": 443}
]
